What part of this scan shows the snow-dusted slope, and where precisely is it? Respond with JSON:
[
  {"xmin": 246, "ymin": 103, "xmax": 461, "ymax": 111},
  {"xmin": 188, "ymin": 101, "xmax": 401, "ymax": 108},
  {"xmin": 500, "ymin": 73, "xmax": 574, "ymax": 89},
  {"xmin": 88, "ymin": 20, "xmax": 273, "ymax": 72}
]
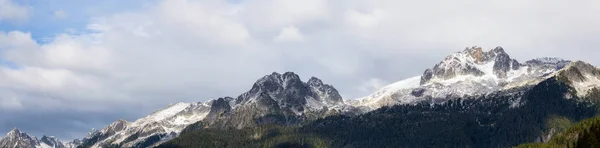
[
  {"xmin": 80, "ymin": 102, "xmax": 211, "ymax": 148},
  {"xmin": 556, "ymin": 61, "xmax": 600, "ymax": 97},
  {"xmin": 353, "ymin": 46, "xmax": 576, "ymax": 110},
  {"xmin": 349, "ymin": 76, "xmax": 421, "ymax": 108}
]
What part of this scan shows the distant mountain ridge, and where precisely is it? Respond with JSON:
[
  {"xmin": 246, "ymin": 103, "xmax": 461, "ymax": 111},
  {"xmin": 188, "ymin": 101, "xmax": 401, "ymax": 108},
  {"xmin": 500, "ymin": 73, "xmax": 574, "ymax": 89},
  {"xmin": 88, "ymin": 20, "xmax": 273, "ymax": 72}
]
[
  {"xmin": 4, "ymin": 46, "xmax": 600, "ymax": 148},
  {"xmin": 0, "ymin": 128, "xmax": 70, "ymax": 148}
]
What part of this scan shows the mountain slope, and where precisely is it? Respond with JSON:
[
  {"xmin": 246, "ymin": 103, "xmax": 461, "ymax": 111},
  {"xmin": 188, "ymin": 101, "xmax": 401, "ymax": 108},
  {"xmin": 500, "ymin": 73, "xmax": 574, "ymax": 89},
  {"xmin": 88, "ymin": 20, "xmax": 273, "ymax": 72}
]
[
  {"xmin": 352, "ymin": 46, "xmax": 574, "ymax": 110},
  {"xmin": 77, "ymin": 102, "xmax": 211, "ymax": 148},
  {"xmin": 75, "ymin": 72, "xmax": 350, "ymax": 148}
]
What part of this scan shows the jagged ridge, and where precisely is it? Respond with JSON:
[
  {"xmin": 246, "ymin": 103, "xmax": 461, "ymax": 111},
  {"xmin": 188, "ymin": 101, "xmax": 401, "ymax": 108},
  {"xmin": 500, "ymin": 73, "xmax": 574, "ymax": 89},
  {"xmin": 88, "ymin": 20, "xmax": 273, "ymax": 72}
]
[
  {"xmin": 0, "ymin": 128, "xmax": 68, "ymax": 148},
  {"xmin": 73, "ymin": 72, "xmax": 348, "ymax": 148}
]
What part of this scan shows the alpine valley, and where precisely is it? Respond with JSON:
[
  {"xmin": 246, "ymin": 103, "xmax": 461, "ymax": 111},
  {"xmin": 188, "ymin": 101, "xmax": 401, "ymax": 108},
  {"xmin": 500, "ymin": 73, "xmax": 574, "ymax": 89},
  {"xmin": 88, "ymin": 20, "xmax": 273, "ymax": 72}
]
[{"xmin": 3, "ymin": 46, "xmax": 600, "ymax": 148}]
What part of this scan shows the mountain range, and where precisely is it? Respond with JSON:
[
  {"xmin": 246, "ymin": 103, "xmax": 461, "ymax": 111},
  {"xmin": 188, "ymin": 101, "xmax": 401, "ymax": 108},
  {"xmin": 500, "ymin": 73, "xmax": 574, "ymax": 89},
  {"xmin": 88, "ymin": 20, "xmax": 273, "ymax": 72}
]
[{"xmin": 2, "ymin": 46, "xmax": 600, "ymax": 148}]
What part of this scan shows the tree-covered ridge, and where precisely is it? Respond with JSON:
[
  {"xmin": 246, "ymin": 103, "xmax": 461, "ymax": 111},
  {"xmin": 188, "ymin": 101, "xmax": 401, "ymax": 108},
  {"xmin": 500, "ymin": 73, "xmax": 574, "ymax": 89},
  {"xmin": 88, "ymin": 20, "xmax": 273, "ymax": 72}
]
[
  {"xmin": 158, "ymin": 124, "xmax": 329, "ymax": 148},
  {"xmin": 518, "ymin": 116, "xmax": 600, "ymax": 148}
]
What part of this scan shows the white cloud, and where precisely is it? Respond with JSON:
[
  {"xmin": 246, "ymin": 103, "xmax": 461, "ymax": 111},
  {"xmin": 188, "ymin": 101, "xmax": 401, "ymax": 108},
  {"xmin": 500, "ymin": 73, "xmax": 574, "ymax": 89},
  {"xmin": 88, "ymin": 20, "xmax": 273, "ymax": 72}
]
[
  {"xmin": 275, "ymin": 26, "xmax": 303, "ymax": 42},
  {"xmin": 156, "ymin": 0, "xmax": 251, "ymax": 45},
  {"xmin": 346, "ymin": 9, "xmax": 384, "ymax": 28},
  {"xmin": 0, "ymin": 0, "xmax": 31, "ymax": 23},
  {"xmin": 241, "ymin": 0, "xmax": 328, "ymax": 29},
  {"xmin": 53, "ymin": 10, "xmax": 68, "ymax": 19}
]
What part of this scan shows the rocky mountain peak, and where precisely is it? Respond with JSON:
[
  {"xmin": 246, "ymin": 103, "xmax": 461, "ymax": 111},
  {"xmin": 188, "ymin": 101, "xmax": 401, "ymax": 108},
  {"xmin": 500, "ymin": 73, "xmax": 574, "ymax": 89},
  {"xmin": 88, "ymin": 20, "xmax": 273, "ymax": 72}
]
[
  {"xmin": 202, "ymin": 71, "xmax": 347, "ymax": 129},
  {"xmin": 282, "ymin": 72, "xmax": 301, "ymax": 82},
  {"xmin": 40, "ymin": 135, "xmax": 65, "ymax": 148},
  {"xmin": 210, "ymin": 97, "xmax": 232, "ymax": 113},
  {"xmin": 253, "ymin": 72, "xmax": 303, "ymax": 89},
  {"xmin": 0, "ymin": 128, "xmax": 41, "ymax": 148},
  {"xmin": 464, "ymin": 46, "xmax": 489, "ymax": 64},
  {"xmin": 251, "ymin": 72, "xmax": 296, "ymax": 94},
  {"xmin": 105, "ymin": 118, "xmax": 128, "ymax": 133},
  {"xmin": 308, "ymin": 77, "xmax": 324, "ymax": 86},
  {"xmin": 488, "ymin": 46, "xmax": 520, "ymax": 78},
  {"xmin": 420, "ymin": 46, "xmax": 520, "ymax": 84},
  {"xmin": 307, "ymin": 77, "xmax": 343, "ymax": 104},
  {"xmin": 205, "ymin": 97, "xmax": 233, "ymax": 125},
  {"xmin": 7, "ymin": 128, "xmax": 21, "ymax": 136},
  {"xmin": 492, "ymin": 46, "xmax": 506, "ymax": 54}
]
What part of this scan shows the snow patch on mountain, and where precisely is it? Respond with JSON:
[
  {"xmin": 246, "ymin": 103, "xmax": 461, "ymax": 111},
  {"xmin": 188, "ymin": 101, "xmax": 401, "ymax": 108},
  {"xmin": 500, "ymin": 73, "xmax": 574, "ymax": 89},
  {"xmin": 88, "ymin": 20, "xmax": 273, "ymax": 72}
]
[
  {"xmin": 38, "ymin": 142, "xmax": 53, "ymax": 148},
  {"xmin": 572, "ymin": 74, "xmax": 600, "ymax": 96},
  {"xmin": 142, "ymin": 102, "xmax": 191, "ymax": 122},
  {"xmin": 350, "ymin": 76, "xmax": 420, "ymax": 108},
  {"xmin": 82, "ymin": 102, "xmax": 211, "ymax": 148}
]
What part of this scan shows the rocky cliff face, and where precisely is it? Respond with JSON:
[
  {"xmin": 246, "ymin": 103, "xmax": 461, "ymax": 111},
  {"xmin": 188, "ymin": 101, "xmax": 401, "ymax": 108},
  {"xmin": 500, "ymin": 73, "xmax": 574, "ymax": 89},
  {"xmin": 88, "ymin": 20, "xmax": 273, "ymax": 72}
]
[
  {"xmin": 420, "ymin": 46, "xmax": 521, "ymax": 84},
  {"xmin": 40, "ymin": 136, "xmax": 66, "ymax": 148},
  {"xmin": 203, "ymin": 72, "xmax": 348, "ymax": 129}
]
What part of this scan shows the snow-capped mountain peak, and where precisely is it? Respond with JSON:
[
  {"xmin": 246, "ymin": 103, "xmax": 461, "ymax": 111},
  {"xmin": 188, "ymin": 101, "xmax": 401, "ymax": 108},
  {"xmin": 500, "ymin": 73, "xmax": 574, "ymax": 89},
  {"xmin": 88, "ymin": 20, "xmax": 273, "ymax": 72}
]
[
  {"xmin": 0, "ymin": 128, "xmax": 67, "ymax": 148},
  {"xmin": 354, "ymin": 46, "xmax": 576, "ymax": 110},
  {"xmin": 420, "ymin": 46, "xmax": 520, "ymax": 85},
  {"xmin": 6, "ymin": 128, "xmax": 21, "ymax": 136}
]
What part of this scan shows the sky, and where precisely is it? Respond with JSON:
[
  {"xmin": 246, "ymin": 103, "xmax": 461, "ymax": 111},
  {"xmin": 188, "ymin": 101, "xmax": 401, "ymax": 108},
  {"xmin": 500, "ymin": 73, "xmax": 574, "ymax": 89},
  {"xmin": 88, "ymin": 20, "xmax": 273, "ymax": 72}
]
[{"xmin": 1, "ymin": 0, "xmax": 600, "ymax": 141}]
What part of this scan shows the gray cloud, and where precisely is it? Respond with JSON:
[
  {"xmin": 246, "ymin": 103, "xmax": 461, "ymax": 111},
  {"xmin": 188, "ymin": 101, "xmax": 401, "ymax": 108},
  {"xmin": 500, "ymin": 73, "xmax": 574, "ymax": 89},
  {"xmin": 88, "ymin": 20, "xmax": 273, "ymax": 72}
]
[{"xmin": 1, "ymin": 0, "xmax": 600, "ymax": 140}]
